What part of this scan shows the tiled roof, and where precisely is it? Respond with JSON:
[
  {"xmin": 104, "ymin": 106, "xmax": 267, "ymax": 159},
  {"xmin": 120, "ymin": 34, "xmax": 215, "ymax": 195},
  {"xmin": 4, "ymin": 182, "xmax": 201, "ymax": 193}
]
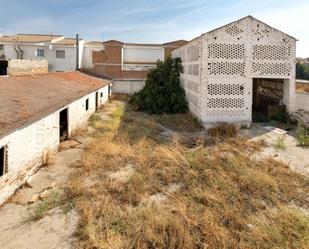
[
  {"xmin": 52, "ymin": 38, "xmax": 79, "ymax": 45},
  {"xmin": 85, "ymin": 41, "xmax": 105, "ymax": 46},
  {"xmin": 0, "ymin": 34, "xmax": 63, "ymax": 43},
  {"xmin": 0, "ymin": 72, "xmax": 111, "ymax": 138}
]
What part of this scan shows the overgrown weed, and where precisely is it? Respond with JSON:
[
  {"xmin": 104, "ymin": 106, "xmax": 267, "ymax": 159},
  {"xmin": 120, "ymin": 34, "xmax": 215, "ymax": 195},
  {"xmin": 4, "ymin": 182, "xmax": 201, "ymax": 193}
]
[{"xmin": 68, "ymin": 101, "xmax": 309, "ymax": 249}]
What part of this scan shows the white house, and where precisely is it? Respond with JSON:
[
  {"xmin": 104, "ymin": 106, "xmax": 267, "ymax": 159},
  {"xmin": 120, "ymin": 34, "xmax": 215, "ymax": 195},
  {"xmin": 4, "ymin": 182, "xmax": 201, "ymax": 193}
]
[
  {"xmin": 172, "ymin": 16, "xmax": 296, "ymax": 127},
  {"xmin": 0, "ymin": 71, "xmax": 112, "ymax": 205},
  {"xmin": 0, "ymin": 34, "xmax": 86, "ymax": 72}
]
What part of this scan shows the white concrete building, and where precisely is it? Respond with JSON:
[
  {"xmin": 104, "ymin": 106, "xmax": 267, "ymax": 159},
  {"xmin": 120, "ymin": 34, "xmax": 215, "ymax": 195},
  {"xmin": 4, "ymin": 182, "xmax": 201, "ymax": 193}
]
[
  {"xmin": 0, "ymin": 34, "xmax": 108, "ymax": 73},
  {"xmin": 0, "ymin": 34, "xmax": 88, "ymax": 72},
  {"xmin": 0, "ymin": 72, "xmax": 111, "ymax": 205},
  {"xmin": 172, "ymin": 16, "xmax": 296, "ymax": 127}
]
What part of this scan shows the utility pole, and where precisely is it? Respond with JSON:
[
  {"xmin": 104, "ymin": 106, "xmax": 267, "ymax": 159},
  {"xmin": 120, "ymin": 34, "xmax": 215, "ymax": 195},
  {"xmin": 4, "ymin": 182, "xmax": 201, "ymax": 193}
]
[{"xmin": 76, "ymin": 34, "xmax": 79, "ymax": 71}]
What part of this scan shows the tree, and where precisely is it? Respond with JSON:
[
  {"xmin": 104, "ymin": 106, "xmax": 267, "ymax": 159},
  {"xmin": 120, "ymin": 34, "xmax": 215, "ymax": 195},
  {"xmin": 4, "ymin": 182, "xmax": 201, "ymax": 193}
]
[
  {"xmin": 296, "ymin": 63, "xmax": 309, "ymax": 80},
  {"xmin": 129, "ymin": 57, "xmax": 188, "ymax": 114}
]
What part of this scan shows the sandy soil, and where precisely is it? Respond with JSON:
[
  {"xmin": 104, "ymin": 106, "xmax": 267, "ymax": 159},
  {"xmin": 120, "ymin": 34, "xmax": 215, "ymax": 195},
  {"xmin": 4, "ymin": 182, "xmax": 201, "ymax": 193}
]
[{"xmin": 241, "ymin": 123, "xmax": 309, "ymax": 176}]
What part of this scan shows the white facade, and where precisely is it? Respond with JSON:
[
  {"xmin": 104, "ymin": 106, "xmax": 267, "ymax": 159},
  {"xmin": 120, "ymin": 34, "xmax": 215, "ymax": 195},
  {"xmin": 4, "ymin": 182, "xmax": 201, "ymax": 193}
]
[
  {"xmin": 112, "ymin": 80, "xmax": 145, "ymax": 94},
  {"xmin": 122, "ymin": 44, "xmax": 164, "ymax": 71},
  {"xmin": 81, "ymin": 43, "xmax": 105, "ymax": 69},
  {"xmin": 0, "ymin": 84, "xmax": 110, "ymax": 205},
  {"xmin": 0, "ymin": 36, "xmax": 112, "ymax": 72},
  {"xmin": 295, "ymin": 92, "xmax": 309, "ymax": 112},
  {"xmin": 172, "ymin": 16, "xmax": 296, "ymax": 127},
  {"xmin": 1, "ymin": 42, "xmax": 84, "ymax": 72}
]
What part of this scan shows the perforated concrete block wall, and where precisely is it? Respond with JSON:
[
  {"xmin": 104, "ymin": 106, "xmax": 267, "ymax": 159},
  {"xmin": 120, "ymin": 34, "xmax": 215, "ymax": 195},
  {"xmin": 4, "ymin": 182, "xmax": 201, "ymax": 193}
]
[
  {"xmin": 173, "ymin": 16, "xmax": 296, "ymax": 125},
  {"xmin": 172, "ymin": 38, "xmax": 202, "ymax": 118}
]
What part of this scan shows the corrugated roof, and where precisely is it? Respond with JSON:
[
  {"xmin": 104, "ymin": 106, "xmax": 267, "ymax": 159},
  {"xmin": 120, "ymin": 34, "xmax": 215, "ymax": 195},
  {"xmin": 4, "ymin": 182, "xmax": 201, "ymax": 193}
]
[{"xmin": 0, "ymin": 72, "xmax": 111, "ymax": 139}]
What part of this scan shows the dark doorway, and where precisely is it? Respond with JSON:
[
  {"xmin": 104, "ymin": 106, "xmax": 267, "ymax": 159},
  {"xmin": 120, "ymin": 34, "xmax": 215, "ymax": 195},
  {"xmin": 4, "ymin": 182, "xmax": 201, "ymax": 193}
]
[
  {"xmin": 0, "ymin": 60, "xmax": 8, "ymax": 76},
  {"xmin": 108, "ymin": 84, "xmax": 111, "ymax": 98},
  {"xmin": 252, "ymin": 78, "xmax": 285, "ymax": 121},
  {"xmin": 59, "ymin": 108, "xmax": 68, "ymax": 141},
  {"xmin": 0, "ymin": 146, "xmax": 7, "ymax": 177},
  {"xmin": 95, "ymin": 91, "xmax": 99, "ymax": 111}
]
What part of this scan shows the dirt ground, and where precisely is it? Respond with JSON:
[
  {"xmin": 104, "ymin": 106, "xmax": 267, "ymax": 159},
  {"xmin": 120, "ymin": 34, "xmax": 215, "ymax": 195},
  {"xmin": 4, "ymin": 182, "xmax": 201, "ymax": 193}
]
[
  {"xmin": 0, "ymin": 100, "xmax": 308, "ymax": 248},
  {"xmin": 0, "ymin": 101, "xmax": 120, "ymax": 249},
  {"xmin": 241, "ymin": 123, "xmax": 309, "ymax": 176}
]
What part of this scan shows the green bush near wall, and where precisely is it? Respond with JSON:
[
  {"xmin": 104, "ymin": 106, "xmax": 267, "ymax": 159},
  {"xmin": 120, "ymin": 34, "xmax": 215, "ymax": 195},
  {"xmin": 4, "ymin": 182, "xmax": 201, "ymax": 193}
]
[
  {"xmin": 129, "ymin": 57, "xmax": 188, "ymax": 114},
  {"xmin": 297, "ymin": 127, "xmax": 309, "ymax": 146}
]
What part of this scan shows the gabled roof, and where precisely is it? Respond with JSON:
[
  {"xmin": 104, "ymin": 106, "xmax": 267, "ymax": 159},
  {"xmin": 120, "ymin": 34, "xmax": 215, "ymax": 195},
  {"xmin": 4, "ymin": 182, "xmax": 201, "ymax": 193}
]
[
  {"xmin": 52, "ymin": 38, "xmax": 81, "ymax": 45},
  {"xmin": 162, "ymin": 40, "xmax": 188, "ymax": 47},
  {"xmin": 103, "ymin": 40, "xmax": 124, "ymax": 46},
  {"xmin": 202, "ymin": 15, "xmax": 298, "ymax": 41},
  {"xmin": 174, "ymin": 15, "xmax": 297, "ymax": 51},
  {"xmin": 0, "ymin": 72, "xmax": 111, "ymax": 139},
  {"xmin": 85, "ymin": 41, "xmax": 105, "ymax": 46}
]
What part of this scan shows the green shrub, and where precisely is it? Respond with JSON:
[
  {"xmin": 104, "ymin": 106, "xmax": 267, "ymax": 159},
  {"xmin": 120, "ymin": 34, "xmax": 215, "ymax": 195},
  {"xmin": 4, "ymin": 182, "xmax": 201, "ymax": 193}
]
[
  {"xmin": 297, "ymin": 127, "xmax": 309, "ymax": 146},
  {"xmin": 129, "ymin": 57, "xmax": 188, "ymax": 114}
]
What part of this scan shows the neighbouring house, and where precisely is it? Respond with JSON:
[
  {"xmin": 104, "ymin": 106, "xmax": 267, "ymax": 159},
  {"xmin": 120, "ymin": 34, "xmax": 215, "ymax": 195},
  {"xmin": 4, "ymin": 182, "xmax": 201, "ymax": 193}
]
[
  {"xmin": 87, "ymin": 39, "xmax": 187, "ymax": 94},
  {"xmin": 81, "ymin": 41, "xmax": 105, "ymax": 69},
  {"xmin": 172, "ymin": 16, "xmax": 296, "ymax": 127},
  {"xmin": 1, "ymin": 59, "xmax": 48, "ymax": 76},
  {"xmin": 0, "ymin": 33, "xmax": 85, "ymax": 72},
  {"xmin": 0, "ymin": 71, "xmax": 111, "ymax": 205},
  {"xmin": 0, "ymin": 34, "xmax": 111, "ymax": 73}
]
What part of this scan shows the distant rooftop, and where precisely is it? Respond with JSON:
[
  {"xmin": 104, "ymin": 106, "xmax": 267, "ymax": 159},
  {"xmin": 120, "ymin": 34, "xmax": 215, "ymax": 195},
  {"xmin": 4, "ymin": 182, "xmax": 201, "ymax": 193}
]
[{"xmin": 0, "ymin": 33, "xmax": 64, "ymax": 43}]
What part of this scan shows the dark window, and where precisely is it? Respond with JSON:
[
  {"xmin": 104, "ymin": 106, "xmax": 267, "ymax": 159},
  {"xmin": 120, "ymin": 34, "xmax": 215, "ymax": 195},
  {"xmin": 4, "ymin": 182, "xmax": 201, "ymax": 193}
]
[
  {"xmin": 56, "ymin": 50, "xmax": 65, "ymax": 59},
  {"xmin": 85, "ymin": 99, "xmax": 89, "ymax": 111},
  {"xmin": 0, "ymin": 60, "xmax": 8, "ymax": 76},
  {"xmin": 0, "ymin": 146, "xmax": 7, "ymax": 177},
  {"xmin": 100, "ymin": 92, "xmax": 103, "ymax": 97},
  {"xmin": 59, "ymin": 108, "xmax": 68, "ymax": 141},
  {"xmin": 37, "ymin": 49, "xmax": 44, "ymax": 57}
]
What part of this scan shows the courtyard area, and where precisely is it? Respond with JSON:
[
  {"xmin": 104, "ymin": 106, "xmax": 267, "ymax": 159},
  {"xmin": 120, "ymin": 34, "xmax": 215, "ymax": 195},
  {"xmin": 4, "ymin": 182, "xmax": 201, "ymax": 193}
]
[{"xmin": 0, "ymin": 97, "xmax": 308, "ymax": 249}]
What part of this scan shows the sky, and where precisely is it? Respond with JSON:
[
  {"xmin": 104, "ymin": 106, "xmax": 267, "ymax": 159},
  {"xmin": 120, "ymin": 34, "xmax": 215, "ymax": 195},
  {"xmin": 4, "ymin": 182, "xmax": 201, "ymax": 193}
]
[{"xmin": 0, "ymin": 0, "xmax": 308, "ymax": 57}]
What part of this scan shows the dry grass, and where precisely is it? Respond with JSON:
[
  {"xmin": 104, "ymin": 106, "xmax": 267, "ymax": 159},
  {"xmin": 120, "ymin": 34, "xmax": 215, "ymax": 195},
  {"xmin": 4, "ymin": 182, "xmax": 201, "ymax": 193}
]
[
  {"xmin": 151, "ymin": 112, "xmax": 204, "ymax": 132},
  {"xmin": 208, "ymin": 123, "xmax": 239, "ymax": 139},
  {"xmin": 67, "ymin": 101, "xmax": 309, "ymax": 249},
  {"xmin": 296, "ymin": 83, "xmax": 309, "ymax": 93}
]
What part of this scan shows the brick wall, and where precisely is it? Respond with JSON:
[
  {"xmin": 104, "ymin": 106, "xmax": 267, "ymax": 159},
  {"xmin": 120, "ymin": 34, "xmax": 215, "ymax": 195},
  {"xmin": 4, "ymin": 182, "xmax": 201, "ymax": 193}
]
[
  {"xmin": 91, "ymin": 40, "xmax": 187, "ymax": 80},
  {"xmin": 8, "ymin": 59, "xmax": 48, "ymax": 76}
]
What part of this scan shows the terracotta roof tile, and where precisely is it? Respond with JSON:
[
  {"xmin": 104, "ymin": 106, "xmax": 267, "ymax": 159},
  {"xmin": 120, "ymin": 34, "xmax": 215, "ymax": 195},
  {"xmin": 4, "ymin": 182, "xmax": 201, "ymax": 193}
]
[
  {"xmin": 0, "ymin": 34, "xmax": 63, "ymax": 43},
  {"xmin": 0, "ymin": 72, "xmax": 111, "ymax": 138}
]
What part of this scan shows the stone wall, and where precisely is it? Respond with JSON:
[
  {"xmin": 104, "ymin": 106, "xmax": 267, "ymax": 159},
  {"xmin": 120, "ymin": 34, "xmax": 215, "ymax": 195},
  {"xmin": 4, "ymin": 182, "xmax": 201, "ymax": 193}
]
[{"xmin": 8, "ymin": 59, "xmax": 48, "ymax": 76}]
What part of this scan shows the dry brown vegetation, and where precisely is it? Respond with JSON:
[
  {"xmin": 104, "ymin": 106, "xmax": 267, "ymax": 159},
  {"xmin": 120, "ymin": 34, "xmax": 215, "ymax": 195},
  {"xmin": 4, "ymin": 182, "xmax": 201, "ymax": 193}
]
[
  {"xmin": 296, "ymin": 83, "xmax": 309, "ymax": 93},
  {"xmin": 67, "ymin": 101, "xmax": 309, "ymax": 249},
  {"xmin": 151, "ymin": 112, "xmax": 204, "ymax": 132}
]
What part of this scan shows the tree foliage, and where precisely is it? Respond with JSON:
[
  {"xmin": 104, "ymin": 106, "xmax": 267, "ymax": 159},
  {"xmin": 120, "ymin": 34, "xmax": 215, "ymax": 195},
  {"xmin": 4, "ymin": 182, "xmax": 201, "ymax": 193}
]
[
  {"xmin": 129, "ymin": 57, "xmax": 188, "ymax": 114},
  {"xmin": 296, "ymin": 63, "xmax": 309, "ymax": 80}
]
